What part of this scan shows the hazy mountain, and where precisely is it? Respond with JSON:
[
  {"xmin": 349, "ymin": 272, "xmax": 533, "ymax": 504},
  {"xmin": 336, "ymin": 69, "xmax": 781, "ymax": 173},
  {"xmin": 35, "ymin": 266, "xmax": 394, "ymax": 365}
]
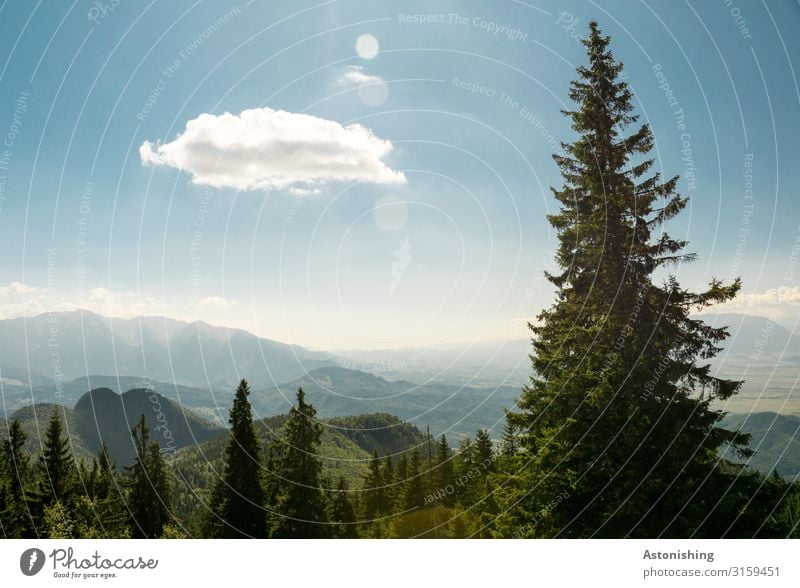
[
  {"xmin": 335, "ymin": 314, "xmax": 800, "ymax": 388},
  {"xmin": 720, "ymin": 412, "xmax": 800, "ymax": 479},
  {"xmin": 707, "ymin": 313, "xmax": 800, "ymax": 356},
  {"xmin": 705, "ymin": 314, "xmax": 800, "ymax": 415},
  {"xmin": 250, "ymin": 366, "xmax": 520, "ymax": 437},
  {"xmin": 333, "ymin": 338, "xmax": 532, "ymax": 387},
  {"xmin": 0, "ymin": 310, "xmax": 335, "ymax": 390}
]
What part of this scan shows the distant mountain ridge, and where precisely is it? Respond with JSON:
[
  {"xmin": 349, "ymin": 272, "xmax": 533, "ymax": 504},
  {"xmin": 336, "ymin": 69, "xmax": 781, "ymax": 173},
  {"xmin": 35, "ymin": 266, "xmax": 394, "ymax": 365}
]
[
  {"xmin": 251, "ymin": 366, "xmax": 520, "ymax": 436},
  {"xmin": 0, "ymin": 309, "xmax": 335, "ymax": 390}
]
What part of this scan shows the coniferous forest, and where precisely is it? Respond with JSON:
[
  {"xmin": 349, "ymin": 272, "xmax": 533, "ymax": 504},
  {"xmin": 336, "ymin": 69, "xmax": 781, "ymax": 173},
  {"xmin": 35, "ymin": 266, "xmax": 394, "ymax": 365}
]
[{"xmin": 2, "ymin": 22, "xmax": 799, "ymax": 539}]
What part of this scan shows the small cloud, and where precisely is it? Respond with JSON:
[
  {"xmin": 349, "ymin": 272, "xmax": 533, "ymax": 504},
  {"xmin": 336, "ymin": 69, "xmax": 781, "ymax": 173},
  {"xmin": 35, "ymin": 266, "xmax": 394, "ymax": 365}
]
[
  {"xmin": 195, "ymin": 296, "xmax": 233, "ymax": 312},
  {"xmin": 140, "ymin": 107, "xmax": 405, "ymax": 191},
  {"xmin": 340, "ymin": 65, "xmax": 383, "ymax": 85},
  {"xmin": 339, "ymin": 66, "xmax": 390, "ymax": 107},
  {"xmin": 289, "ymin": 187, "xmax": 322, "ymax": 196},
  {"xmin": 0, "ymin": 282, "xmax": 45, "ymax": 296},
  {"xmin": 75, "ymin": 287, "xmax": 164, "ymax": 318}
]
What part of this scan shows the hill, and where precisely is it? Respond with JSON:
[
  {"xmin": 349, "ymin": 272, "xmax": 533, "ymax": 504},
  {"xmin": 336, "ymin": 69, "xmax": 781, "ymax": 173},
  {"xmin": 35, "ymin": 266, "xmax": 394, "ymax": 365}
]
[
  {"xmin": 0, "ymin": 403, "xmax": 93, "ymax": 463},
  {"xmin": 171, "ymin": 412, "xmax": 426, "ymax": 531},
  {"xmin": 73, "ymin": 387, "xmax": 222, "ymax": 465},
  {"xmin": 249, "ymin": 366, "xmax": 520, "ymax": 437},
  {"xmin": 0, "ymin": 387, "xmax": 223, "ymax": 467},
  {"xmin": 326, "ymin": 413, "xmax": 426, "ymax": 456},
  {"xmin": 720, "ymin": 412, "xmax": 800, "ymax": 479}
]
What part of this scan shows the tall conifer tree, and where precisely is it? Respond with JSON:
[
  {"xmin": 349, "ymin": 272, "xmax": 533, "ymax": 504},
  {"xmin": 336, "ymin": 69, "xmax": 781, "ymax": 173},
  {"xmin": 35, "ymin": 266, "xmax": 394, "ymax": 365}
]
[
  {"xmin": 1, "ymin": 420, "xmax": 32, "ymax": 537},
  {"xmin": 125, "ymin": 415, "xmax": 173, "ymax": 538},
  {"xmin": 363, "ymin": 449, "xmax": 386, "ymax": 519},
  {"xmin": 403, "ymin": 448, "xmax": 425, "ymax": 511},
  {"xmin": 208, "ymin": 380, "xmax": 267, "ymax": 538},
  {"xmin": 501, "ymin": 22, "xmax": 748, "ymax": 538},
  {"xmin": 434, "ymin": 435, "xmax": 455, "ymax": 507},
  {"xmin": 272, "ymin": 388, "xmax": 329, "ymax": 538},
  {"xmin": 329, "ymin": 476, "xmax": 358, "ymax": 538},
  {"xmin": 37, "ymin": 409, "xmax": 76, "ymax": 506}
]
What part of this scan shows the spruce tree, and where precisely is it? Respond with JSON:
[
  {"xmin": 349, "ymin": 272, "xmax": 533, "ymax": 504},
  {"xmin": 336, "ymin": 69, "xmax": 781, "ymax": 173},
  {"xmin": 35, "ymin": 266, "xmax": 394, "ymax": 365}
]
[
  {"xmin": 434, "ymin": 435, "xmax": 455, "ymax": 507},
  {"xmin": 263, "ymin": 445, "xmax": 283, "ymax": 534},
  {"xmin": 125, "ymin": 415, "xmax": 173, "ymax": 538},
  {"xmin": 209, "ymin": 380, "xmax": 267, "ymax": 538},
  {"xmin": 395, "ymin": 452, "xmax": 409, "ymax": 484},
  {"xmin": 500, "ymin": 418, "xmax": 519, "ymax": 458},
  {"xmin": 474, "ymin": 429, "xmax": 494, "ymax": 473},
  {"xmin": 329, "ymin": 476, "xmax": 358, "ymax": 538},
  {"xmin": 403, "ymin": 448, "xmax": 425, "ymax": 511},
  {"xmin": 501, "ymin": 21, "xmax": 748, "ymax": 538},
  {"xmin": 363, "ymin": 449, "xmax": 386, "ymax": 519},
  {"xmin": 85, "ymin": 443, "xmax": 129, "ymax": 538},
  {"xmin": 272, "ymin": 388, "xmax": 329, "ymax": 538},
  {"xmin": 1, "ymin": 420, "xmax": 32, "ymax": 537},
  {"xmin": 455, "ymin": 437, "xmax": 477, "ymax": 507},
  {"xmin": 37, "ymin": 408, "xmax": 76, "ymax": 506},
  {"xmin": 381, "ymin": 454, "xmax": 396, "ymax": 512}
]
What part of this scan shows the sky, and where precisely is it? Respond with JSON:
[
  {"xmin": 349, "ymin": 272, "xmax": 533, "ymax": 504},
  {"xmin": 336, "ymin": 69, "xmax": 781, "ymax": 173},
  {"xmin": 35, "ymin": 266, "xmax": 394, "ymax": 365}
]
[{"xmin": 0, "ymin": 0, "xmax": 798, "ymax": 349}]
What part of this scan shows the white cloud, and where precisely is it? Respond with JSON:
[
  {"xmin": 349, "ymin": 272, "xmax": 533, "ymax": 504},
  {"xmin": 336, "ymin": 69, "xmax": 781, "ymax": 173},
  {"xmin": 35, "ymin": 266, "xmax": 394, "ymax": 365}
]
[
  {"xmin": 0, "ymin": 282, "xmax": 45, "ymax": 296},
  {"xmin": 0, "ymin": 283, "xmax": 240, "ymax": 327},
  {"xmin": 699, "ymin": 286, "xmax": 800, "ymax": 325},
  {"xmin": 289, "ymin": 187, "xmax": 321, "ymax": 196},
  {"xmin": 340, "ymin": 65, "xmax": 383, "ymax": 85},
  {"xmin": 0, "ymin": 282, "xmax": 47, "ymax": 319},
  {"xmin": 339, "ymin": 66, "xmax": 390, "ymax": 107},
  {"xmin": 140, "ymin": 107, "xmax": 405, "ymax": 191},
  {"xmin": 72, "ymin": 287, "xmax": 165, "ymax": 318},
  {"xmin": 195, "ymin": 296, "xmax": 233, "ymax": 312}
]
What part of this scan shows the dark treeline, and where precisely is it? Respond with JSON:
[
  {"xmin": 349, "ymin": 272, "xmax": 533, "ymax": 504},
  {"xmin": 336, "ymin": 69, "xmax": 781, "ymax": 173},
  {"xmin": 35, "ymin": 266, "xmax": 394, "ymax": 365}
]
[
  {"xmin": 3, "ymin": 21, "xmax": 800, "ymax": 539},
  {"xmin": 1, "ymin": 378, "xmax": 799, "ymax": 538}
]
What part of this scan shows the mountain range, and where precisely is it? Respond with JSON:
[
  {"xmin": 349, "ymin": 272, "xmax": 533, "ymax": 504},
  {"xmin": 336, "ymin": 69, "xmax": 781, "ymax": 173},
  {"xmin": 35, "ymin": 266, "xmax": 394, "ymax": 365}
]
[
  {"xmin": 2, "ymin": 308, "xmax": 800, "ymax": 479},
  {"xmin": 0, "ymin": 310, "xmax": 334, "ymax": 392}
]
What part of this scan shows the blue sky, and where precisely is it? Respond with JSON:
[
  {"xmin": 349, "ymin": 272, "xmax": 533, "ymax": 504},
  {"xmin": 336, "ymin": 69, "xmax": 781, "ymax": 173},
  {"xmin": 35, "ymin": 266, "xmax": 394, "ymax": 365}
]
[{"xmin": 0, "ymin": 0, "xmax": 798, "ymax": 348}]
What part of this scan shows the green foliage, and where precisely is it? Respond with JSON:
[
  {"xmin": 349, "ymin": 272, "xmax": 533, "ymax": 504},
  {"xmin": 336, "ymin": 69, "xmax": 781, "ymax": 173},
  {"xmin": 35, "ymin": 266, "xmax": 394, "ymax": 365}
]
[
  {"xmin": 271, "ymin": 388, "xmax": 330, "ymax": 538},
  {"xmin": 328, "ymin": 476, "xmax": 359, "ymax": 538},
  {"xmin": 390, "ymin": 504, "xmax": 453, "ymax": 538},
  {"xmin": 0, "ymin": 420, "xmax": 32, "ymax": 537},
  {"xmin": 434, "ymin": 435, "xmax": 455, "ymax": 507},
  {"xmin": 403, "ymin": 448, "xmax": 426, "ymax": 511},
  {"xmin": 124, "ymin": 415, "xmax": 173, "ymax": 538},
  {"xmin": 43, "ymin": 500, "xmax": 77, "ymax": 539},
  {"xmin": 38, "ymin": 408, "xmax": 77, "ymax": 506},
  {"xmin": 327, "ymin": 413, "xmax": 425, "ymax": 455},
  {"xmin": 207, "ymin": 380, "xmax": 267, "ymax": 538},
  {"xmin": 720, "ymin": 412, "xmax": 800, "ymax": 478},
  {"xmin": 363, "ymin": 450, "xmax": 387, "ymax": 520},
  {"xmin": 497, "ymin": 21, "xmax": 753, "ymax": 539}
]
